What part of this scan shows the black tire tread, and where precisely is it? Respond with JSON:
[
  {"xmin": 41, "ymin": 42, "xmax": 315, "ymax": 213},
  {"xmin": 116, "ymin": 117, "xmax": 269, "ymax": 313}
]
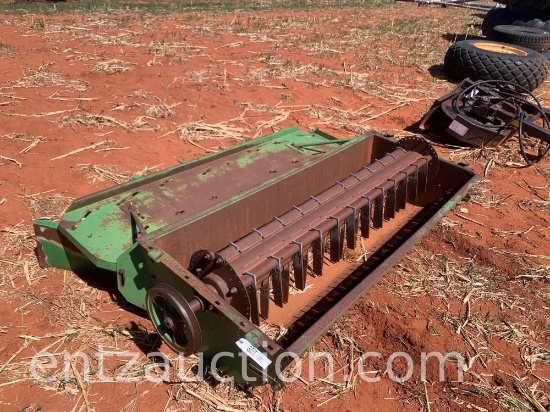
[
  {"xmin": 508, "ymin": 6, "xmax": 550, "ymax": 20},
  {"xmin": 496, "ymin": 0, "xmax": 550, "ymax": 12},
  {"xmin": 490, "ymin": 25, "xmax": 550, "ymax": 52},
  {"xmin": 482, "ymin": 7, "xmax": 550, "ymax": 38},
  {"xmin": 444, "ymin": 40, "xmax": 548, "ymax": 91}
]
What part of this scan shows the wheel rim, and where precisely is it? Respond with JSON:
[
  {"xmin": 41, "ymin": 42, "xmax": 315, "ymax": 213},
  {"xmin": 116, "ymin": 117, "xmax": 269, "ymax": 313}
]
[
  {"xmin": 473, "ymin": 42, "xmax": 528, "ymax": 56},
  {"xmin": 146, "ymin": 284, "xmax": 202, "ymax": 356}
]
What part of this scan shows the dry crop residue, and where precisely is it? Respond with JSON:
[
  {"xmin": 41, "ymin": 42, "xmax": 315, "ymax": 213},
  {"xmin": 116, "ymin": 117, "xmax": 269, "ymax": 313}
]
[{"xmin": 0, "ymin": 4, "xmax": 548, "ymax": 412}]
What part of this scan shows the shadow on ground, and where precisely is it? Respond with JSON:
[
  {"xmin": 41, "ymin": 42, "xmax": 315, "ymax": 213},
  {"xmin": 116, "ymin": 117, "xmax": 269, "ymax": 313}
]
[
  {"xmin": 72, "ymin": 268, "xmax": 164, "ymax": 354},
  {"xmin": 441, "ymin": 32, "xmax": 484, "ymax": 43}
]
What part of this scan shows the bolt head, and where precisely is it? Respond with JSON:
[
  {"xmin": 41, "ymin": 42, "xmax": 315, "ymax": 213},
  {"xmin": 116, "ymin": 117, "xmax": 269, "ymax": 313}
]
[{"xmin": 164, "ymin": 316, "xmax": 175, "ymax": 329}]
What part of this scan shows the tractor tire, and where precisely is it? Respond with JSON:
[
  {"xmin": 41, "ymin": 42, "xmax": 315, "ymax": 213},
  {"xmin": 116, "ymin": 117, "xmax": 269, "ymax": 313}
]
[
  {"xmin": 497, "ymin": 0, "xmax": 550, "ymax": 16},
  {"xmin": 482, "ymin": 7, "xmax": 550, "ymax": 38},
  {"xmin": 444, "ymin": 40, "xmax": 548, "ymax": 91},
  {"xmin": 509, "ymin": 6, "xmax": 550, "ymax": 20},
  {"xmin": 490, "ymin": 25, "xmax": 550, "ymax": 52}
]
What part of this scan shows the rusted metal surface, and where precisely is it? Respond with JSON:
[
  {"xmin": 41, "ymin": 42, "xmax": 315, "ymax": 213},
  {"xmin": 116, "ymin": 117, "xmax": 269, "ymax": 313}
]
[
  {"xmin": 154, "ymin": 137, "xmax": 375, "ymax": 269},
  {"xmin": 286, "ymin": 159, "xmax": 478, "ymax": 355},
  {"xmin": 189, "ymin": 143, "xmax": 436, "ymax": 326},
  {"xmin": 50, "ymin": 128, "xmax": 376, "ymax": 271}
]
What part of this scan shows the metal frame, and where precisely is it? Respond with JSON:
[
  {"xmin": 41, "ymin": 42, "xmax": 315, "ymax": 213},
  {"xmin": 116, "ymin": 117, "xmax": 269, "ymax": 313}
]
[{"xmin": 33, "ymin": 127, "xmax": 477, "ymax": 387}]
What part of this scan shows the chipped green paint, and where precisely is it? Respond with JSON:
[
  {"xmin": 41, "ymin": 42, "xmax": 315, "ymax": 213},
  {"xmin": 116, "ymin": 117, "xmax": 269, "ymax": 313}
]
[
  {"xmin": 36, "ymin": 126, "xmax": 358, "ymax": 272},
  {"xmin": 197, "ymin": 137, "xmax": 311, "ymax": 181},
  {"xmin": 113, "ymin": 247, "xmax": 281, "ymax": 385},
  {"xmin": 159, "ymin": 183, "xmax": 180, "ymax": 198},
  {"xmin": 150, "ymin": 134, "xmax": 365, "ymax": 244},
  {"xmin": 244, "ymin": 329, "xmax": 264, "ymax": 347},
  {"xmin": 34, "ymin": 220, "xmax": 95, "ymax": 271}
]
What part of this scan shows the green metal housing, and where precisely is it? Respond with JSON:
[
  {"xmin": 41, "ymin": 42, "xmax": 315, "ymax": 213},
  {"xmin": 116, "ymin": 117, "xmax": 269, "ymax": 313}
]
[{"xmin": 34, "ymin": 127, "xmax": 477, "ymax": 386}]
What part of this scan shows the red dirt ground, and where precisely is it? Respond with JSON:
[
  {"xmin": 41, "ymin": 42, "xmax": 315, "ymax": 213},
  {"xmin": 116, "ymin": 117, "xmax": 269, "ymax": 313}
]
[{"xmin": 0, "ymin": 4, "xmax": 548, "ymax": 412}]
